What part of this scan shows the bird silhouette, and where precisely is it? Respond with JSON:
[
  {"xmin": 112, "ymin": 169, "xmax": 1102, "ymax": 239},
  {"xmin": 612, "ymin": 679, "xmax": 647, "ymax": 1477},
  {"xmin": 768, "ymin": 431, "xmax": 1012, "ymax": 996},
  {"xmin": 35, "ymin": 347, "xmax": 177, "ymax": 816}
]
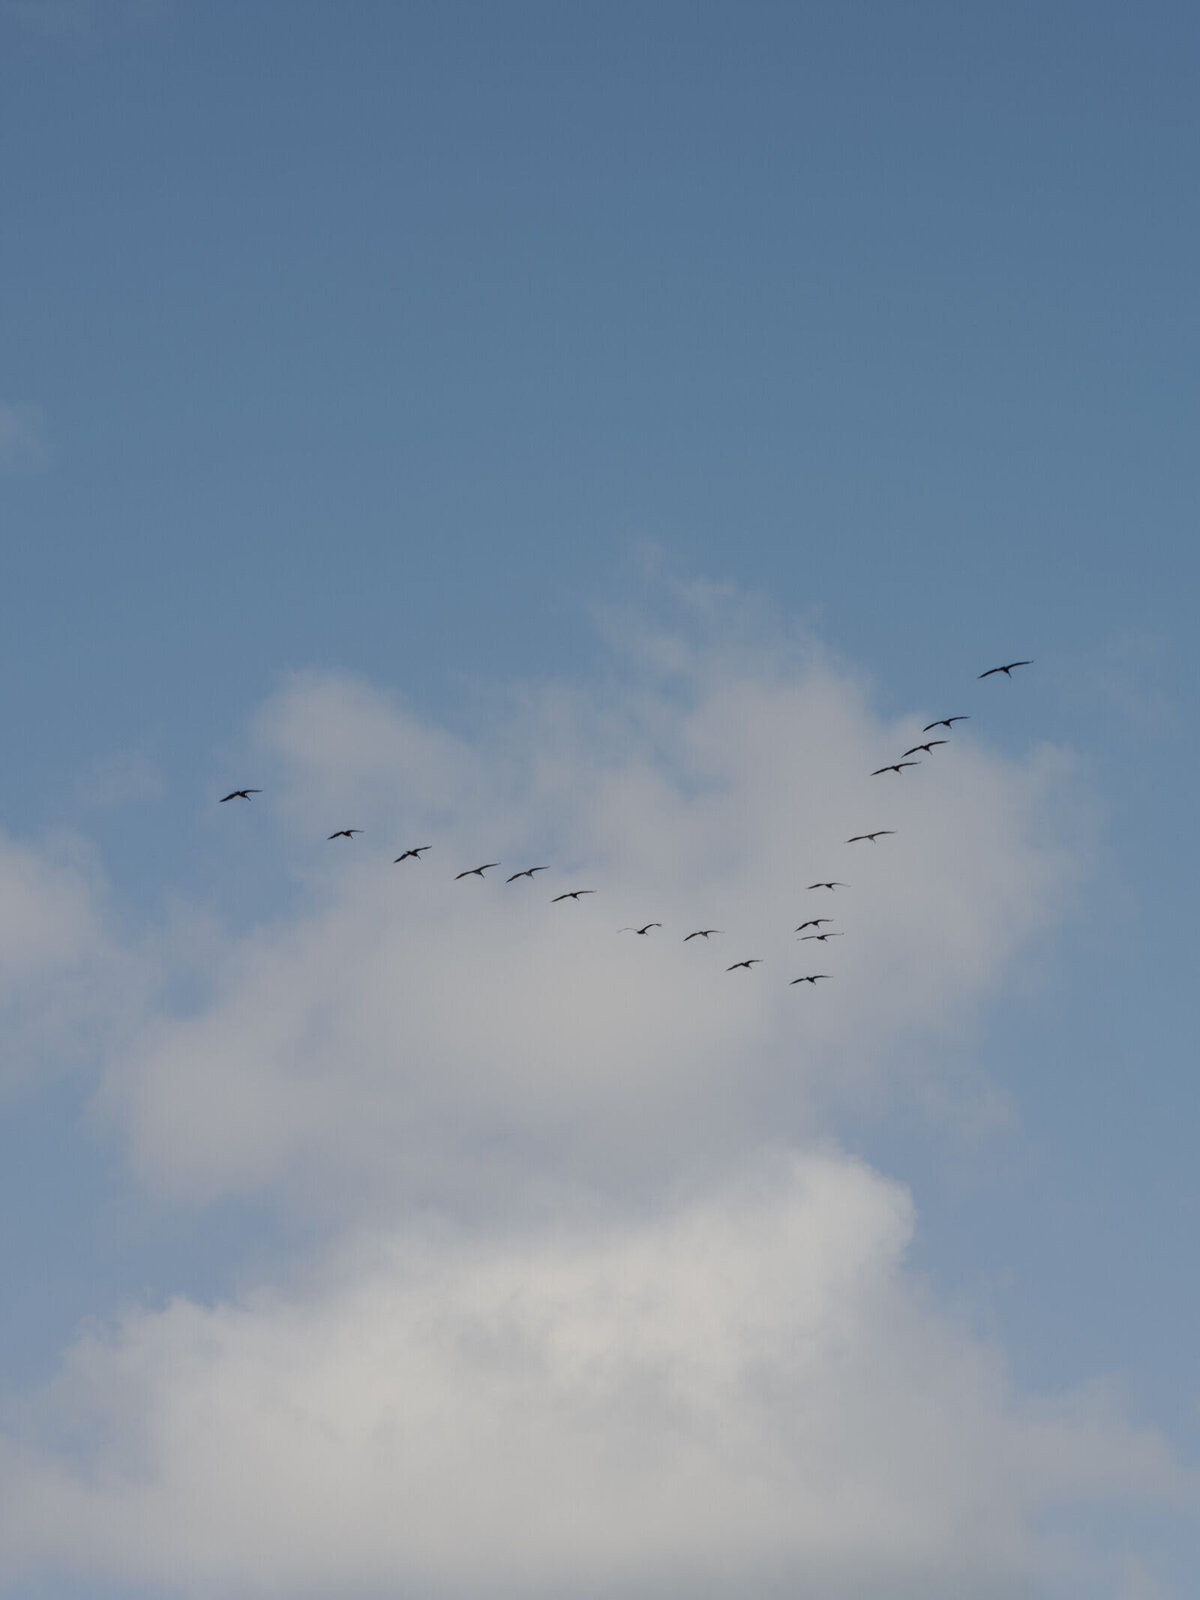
[
  {"xmin": 923, "ymin": 716, "xmax": 969, "ymax": 732},
  {"xmin": 620, "ymin": 923, "xmax": 661, "ymax": 934},
  {"xmin": 455, "ymin": 863, "xmax": 499, "ymax": 878},
  {"xmin": 979, "ymin": 660, "xmax": 1033, "ymax": 678},
  {"xmin": 795, "ymin": 919, "xmax": 831, "ymax": 931},
  {"xmin": 872, "ymin": 761, "xmax": 920, "ymax": 775},
  {"xmin": 806, "ymin": 881, "xmax": 848, "ymax": 890},
  {"xmin": 726, "ymin": 959, "xmax": 761, "ymax": 971},
  {"xmin": 800, "ymin": 931, "xmax": 843, "ymax": 942},
  {"xmin": 847, "ymin": 831, "xmax": 894, "ymax": 843},
  {"xmin": 552, "ymin": 889, "xmax": 595, "ymax": 901},
  {"xmin": 220, "ymin": 789, "xmax": 260, "ymax": 802},
  {"xmin": 901, "ymin": 740, "xmax": 947, "ymax": 757},
  {"xmin": 394, "ymin": 846, "xmax": 430, "ymax": 862},
  {"xmin": 683, "ymin": 929, "xmax": 722, "ymax": 940},
  {"xmin": 507, "ymin": 866, "xmax": 548, "ymax": 882},
  {"xmin": 328, "ymin": 829, "xmax": 361, "ymax": 840},
  {"xmin": 790, "ymin": 974, "xmax": 831, "ymax": 985}
]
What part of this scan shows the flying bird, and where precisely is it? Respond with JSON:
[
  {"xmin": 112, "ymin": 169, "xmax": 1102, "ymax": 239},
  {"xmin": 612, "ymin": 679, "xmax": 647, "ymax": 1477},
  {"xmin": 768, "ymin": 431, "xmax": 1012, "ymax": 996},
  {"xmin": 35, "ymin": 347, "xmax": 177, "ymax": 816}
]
[
  {"xmin": 683, "ymin": 929, "xmax": 722, "ymax": 940},
  {"xmin": 901, "ymin": 740, "xmax": 947, "ymax": 757},
  {"xmin": 328, "ymin": 829, "xmax": 361, "ymax": 840},
  {"xmin": 790, "ymin": 974, "xmax": 831, "ymax": 985},
  {"xmin": 507, "ymin": 866, "xmax": 548, "ymax": 882},
  {"xmin": 455, "ymin": 863, "xmax": 499, "ymax": 878},
  {"xmin": 620, "ymin": 923, "xmax": 661, "ymax": 934},
  {"xmin": 922, "ymin": 716, "xmax": 969, "ymax": 732},
  {"xmin": 872, "ymin": 761, "xmax": 920, "ymax": 775},
  {"xmin": 846, "ymin": 831, "xmax": 894, "ymax": 843},
  {"xmin": 800, "ymin": 931, "xmax": 843, "ymax": 942},
  {"xmin": 979, "ymin": 660, "xmax": 1033, "ymax": 679},
  {"xmin": 806, "ymin": 881, "xmax": 847, "ymax": 890},
  {"xmin": 394, "ymin": 846, "xmax": 430, "ymax": 862},
  {"xmin": 552, "ymin": 889, "xmax": 595, "ymax": 901},
  {"xmin": 795, "ymin": 919, "xmax": 831, "ymax": 931},
  {"xmin": 726, "ymin": 959, "xmax": 761, "ymax": 971},
  {"xmin": 220, "ymin": 789, "xmax": 260, "ymax": 802}
]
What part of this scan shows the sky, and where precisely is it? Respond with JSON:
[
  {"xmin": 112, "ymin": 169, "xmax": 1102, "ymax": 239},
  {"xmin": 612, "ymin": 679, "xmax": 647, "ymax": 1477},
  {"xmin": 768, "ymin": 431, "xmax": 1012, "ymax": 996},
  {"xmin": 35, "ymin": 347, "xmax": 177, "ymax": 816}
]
[{"xmin": 1, "ymin": 2, "xmax": 1198, "ymax": 1595}]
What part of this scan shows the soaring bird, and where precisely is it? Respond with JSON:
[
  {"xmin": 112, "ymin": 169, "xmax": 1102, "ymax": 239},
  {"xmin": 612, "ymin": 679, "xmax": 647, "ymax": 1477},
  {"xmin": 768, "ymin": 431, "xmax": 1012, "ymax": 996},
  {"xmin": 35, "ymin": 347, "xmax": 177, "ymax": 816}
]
[
  {"xmin": 684, "ymin": 929, "xmax": 722, "ymax": 941},
  {"xmin": 394, "ymin": 846, "xmax": 430, "ymax": 862},
  {"xmin": 806, "ymin": 881, "xmax": 847, "ymax": 890},
  {"xmin": 800, "ymin": 931, "xmax": 843, "ymax": 942},
  {"xmin": 795, "ymin": 919, "xmax": 831, "ymax": 931},
  {"xmin": 923, "ymin": 716, "xmax": 969, "ymax": 732},
  {"xmin": 620, "ymin": 922, "xmax": 661, "ymax": 934},
  {"xmin": 328, "ymin": 829, "xmax": 361, "ymax": 840},
  {"xmin": 901, "ymin": 740, "xmax": 947, "ymax": 757},
  {"xmin": 455, "ymin": 863, "xmax": 499, "ymax": 878},
  {"xmin": 790, "ymin": 974, "xmax": 830, "ymax": 985},
  {"xmin": 979, "ymin": 660, "xmax": 1033, "ymax": 679},
  {"xmin": 507, "ymin": 866, "xmax": 548, "ymax": 882},
  {"xmin": 552, "ymin": 889, "xmax": 595, "ymax": 901},
  {"xmin": 220, "ymin": 789, "xmax": 260, "ymax": 802},
  {"xmin": 872, "ymin": 761, "xmax": 920, "ymax": 775},
  {"xmin": 726, "ymin": 959, "xmax": 761, "ymax": 971},
  {"xmin": 846, "ymin": 831, "xmax": 894, "ymax": 843}
]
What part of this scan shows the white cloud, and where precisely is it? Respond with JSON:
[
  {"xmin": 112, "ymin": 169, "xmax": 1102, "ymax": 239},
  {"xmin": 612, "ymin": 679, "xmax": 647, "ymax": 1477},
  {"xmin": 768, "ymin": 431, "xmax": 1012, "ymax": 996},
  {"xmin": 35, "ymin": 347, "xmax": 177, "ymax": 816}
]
[
  {"xmin": 0, "ymin": 600, "xmax": 1187, "ymax": 1597},
  {"xmin": 0, "ymin": 1156, "xmax": 1186, "ymax": 1599}
]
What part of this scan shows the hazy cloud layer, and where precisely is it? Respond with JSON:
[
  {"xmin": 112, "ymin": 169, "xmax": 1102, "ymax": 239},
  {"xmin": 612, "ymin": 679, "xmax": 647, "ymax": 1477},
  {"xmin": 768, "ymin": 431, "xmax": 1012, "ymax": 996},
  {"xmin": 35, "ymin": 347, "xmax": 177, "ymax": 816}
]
[{"xmin": 0, "ymin": 610, "xmax": 1187, "ymax": 1597}]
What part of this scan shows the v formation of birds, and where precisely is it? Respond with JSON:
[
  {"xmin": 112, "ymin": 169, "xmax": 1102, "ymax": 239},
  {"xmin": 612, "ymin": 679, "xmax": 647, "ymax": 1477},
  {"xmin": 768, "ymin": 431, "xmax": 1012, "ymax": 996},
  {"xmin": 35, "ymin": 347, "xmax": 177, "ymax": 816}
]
[{"xmin": 220, "ymin": 660, "xmax": 1032, "ymax": 988}]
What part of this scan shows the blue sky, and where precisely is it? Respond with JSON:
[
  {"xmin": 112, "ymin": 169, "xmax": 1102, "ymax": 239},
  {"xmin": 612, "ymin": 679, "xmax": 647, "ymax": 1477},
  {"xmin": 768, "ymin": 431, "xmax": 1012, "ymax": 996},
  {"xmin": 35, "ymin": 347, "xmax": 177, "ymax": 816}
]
[{"xmin": 1, "ymin": 3, "xmax": 1198, "ymax": 1596}]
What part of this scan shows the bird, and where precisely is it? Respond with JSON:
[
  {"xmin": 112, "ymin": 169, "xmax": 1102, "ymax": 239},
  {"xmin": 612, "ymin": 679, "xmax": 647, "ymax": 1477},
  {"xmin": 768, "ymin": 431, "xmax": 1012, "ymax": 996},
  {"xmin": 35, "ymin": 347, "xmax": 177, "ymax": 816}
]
[
  {"xmin": 552, "ymin": 889, "xmax": 595, "ymax": 901},
  {"xmin": 394, "ymin": 846, "xmax": 431, "ymax": 862},
  {"xmin": 790, "ymin": 974, "xmax": 831, "ymax": 985},
  {"xmin": 847, "ymin": 831, "xmax": 894, "ymax": 843},
  {"xmin": 922, "ymin": 716, "xmax": 969, "ymax": 732},
  {"xmin": 220, "ymin": 789, "xmax": 260, "ymax": 802},
  {"xmin": 507, "ymin": 866, "xmax": 548, "ymax": 882},
  {"xmin": 795, "ymin": 919, "xmax": 831, "ymax": 931},
  {"xmin": 328, "ymin": 829, "xmax": 361, "ymax": 840},
  {"xmin": 620, "ymin": 923, "xmax": 661, "ymax": 934},
  {"xmin": 683, "ymin": 929, "xmax": 722, "ymax": 940},
  {"xmin": 901, "ymin": 740, "xmax": 947, "ymax": 757},
  {"xmin": 872, "ymin": 761, "xmax": 920, "ymax": 775},
  {"xmin": 800, "ymin": 931, "xmax": 843, "ymax": 942},
  {"xmin": 455, "ymin": 863, "xmax": 499, "ymax": 878},
  {"xmin": 979, "ymin": 660, "xmax": 1033, "ymax": 679},
  {"xmin": 806, "ymin": 881, "xmax": 847, "ymax": 890},
  {"xmin": 726, "ymin": 959, "xmax": 761, "ymax": 971}
]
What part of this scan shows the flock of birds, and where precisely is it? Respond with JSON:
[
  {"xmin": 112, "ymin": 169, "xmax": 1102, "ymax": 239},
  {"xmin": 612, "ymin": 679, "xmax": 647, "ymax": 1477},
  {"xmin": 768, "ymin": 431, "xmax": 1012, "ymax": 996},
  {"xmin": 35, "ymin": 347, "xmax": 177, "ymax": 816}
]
[{"xmin": 219, "ymin": 660, "xmax": 1034, "ymax": 988}]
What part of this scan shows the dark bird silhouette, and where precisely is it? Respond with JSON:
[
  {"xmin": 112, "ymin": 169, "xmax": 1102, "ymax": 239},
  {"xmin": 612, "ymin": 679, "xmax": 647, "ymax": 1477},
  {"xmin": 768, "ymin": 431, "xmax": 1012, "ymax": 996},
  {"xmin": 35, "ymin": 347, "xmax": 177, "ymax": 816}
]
[
  {"xmin": 507, "ymin": 866, "xmax": 548, "ymax": 882},
  {"xmin": 328, "ymin": 829, "xmax": 361, "ymax": 840},
  {"xmin": 806, "ymin": 881, "xmax": 847, "ymax": 890},
  {"xmin": 684, "ymin": 929, "xmax": 722, "ymax": 941},
  {"xmin": 979, "ymin": 661, "xmax": 1033, "ymax": 679},
  {"xmin": 923, "ymin": 716, "xmax": 969, "ymax": 732},
  {"xmin": 394, "ymin": 846, "xmax": 430, "ymax": 862},
  {"xmin": 872, "ymin": 761, "xmax": 920, "ymax": 775},
  {"xmin": 846, "ymin": 831, "xmax": 894, "ymax": 843},
  {"xmin": 901, "ymin": 741, "xmax": 947, "ymax": 757},
  {"xmin": 220, "ymin": 790, "xmax": 260, "ymax": 802},
  {"xmin": 552, "ymin": 889, "xmax": 595, "ymax": 901},
  {"xmin": 726, "ymin": 959, "xmax": 761, "ymax": 971},
  {"xmin": 790, "ymin": 974, "xmax": 831, "ymax": 985},
  {"xmin": 800, "ymin": 931, "xmax": 843, "ymax": 942},
  {"xmin": 620, "ymin": 922, "xmax": 661, "ymax": 934},
  {"xmin": 795, "ymin": 919, "xmax": 831, "ymax": 931},
  {"xmin": 455, "ymin": 863, "xmax": 499, "ymax": 878}
]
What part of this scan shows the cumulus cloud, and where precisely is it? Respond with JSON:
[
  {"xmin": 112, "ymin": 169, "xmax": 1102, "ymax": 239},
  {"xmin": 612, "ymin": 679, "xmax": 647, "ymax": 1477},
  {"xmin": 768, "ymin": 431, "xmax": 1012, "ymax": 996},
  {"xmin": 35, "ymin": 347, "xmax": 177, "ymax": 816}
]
[
  {"xmin": 1, "ymin": 1156, "xmax": 1186, "ymax": 1600},
  {"xmin": 0, "ymin": 598, "xmax": 1187, "ymax": 1597}
]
